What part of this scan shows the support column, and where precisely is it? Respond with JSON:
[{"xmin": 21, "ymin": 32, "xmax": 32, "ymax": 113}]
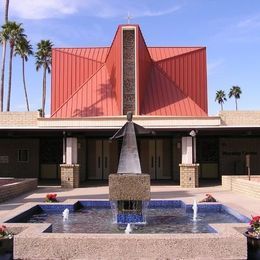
[
  {"xmin": 60, "ymin": 137, "xmax": 80, "ymax": 188},
  {"xmin": 179, "ymin": 136, "xmax": 199, "ymax": 188}
]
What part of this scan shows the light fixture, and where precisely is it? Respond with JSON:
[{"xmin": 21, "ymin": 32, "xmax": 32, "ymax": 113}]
[{"xmin": 189, "ymin": 130, "xmax": 197, "ymax": 137}]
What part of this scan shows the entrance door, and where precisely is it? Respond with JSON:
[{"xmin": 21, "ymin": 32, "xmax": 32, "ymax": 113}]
[
  {"xmin": 40, "ymin": 138, "xmax": 62, "ymax": 180},
  {"xmin": 140, "ymin": 139, "xmax": 172, "ymax": 180},
  {"xmin": 87, "ymin": 139, "xmax": 117, "ymax": 180}
]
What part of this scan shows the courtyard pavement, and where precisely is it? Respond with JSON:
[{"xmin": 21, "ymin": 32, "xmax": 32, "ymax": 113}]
[{"xmin": 0, "ymin": 183, "xmax": 259, "ymax": 219}]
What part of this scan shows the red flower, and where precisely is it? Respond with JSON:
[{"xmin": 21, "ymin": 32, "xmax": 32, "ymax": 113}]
[
  {"xmin": 45, "ymin": 193, "xmax": 58, "ymax": 202},
  {"xmin": 0, "ymin": 224, "xmax": 12, "ymax": 238},
  {"xmin": 250, "ymin": 216, "xmax": 260, "ymax": 226},
  {"xmin": 0, "ymin": 225, "xmax": 6, "ymax": 233},
  {"xmin": 249, "ymin": 215, "xmax": 260, "ymax": 237}
]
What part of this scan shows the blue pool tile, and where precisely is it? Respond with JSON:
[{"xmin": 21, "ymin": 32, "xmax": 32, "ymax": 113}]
[
  {"xmin": 79, "ymin": 200, "xmax": 111, "ymax": 208},
  {"xmin": 185, "ymin": 203, "xmax": 222, "ymax": 213},
  {"xmin": 221, "ymin": 205, "xmax": 250, "ymax": 222},
  {"xmin": 148, "ymin": 200, "xmax": 182, "ymax": 208},
  {"xmin": 39, "ymin": 204, "xmax": 75, "ymax": 212},
  {"xmin": 117, "ymin": 213, "xmax": 144, "ymax": 223},
  {"xmin": 6, "ymin": 205, "xmax": 40, "ymax": 223}
]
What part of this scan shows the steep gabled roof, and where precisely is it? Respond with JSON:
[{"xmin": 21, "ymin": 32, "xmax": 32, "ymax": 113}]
[{"xmin": 51, "ymin": 25, "xmax": 207, "ymax": 118}]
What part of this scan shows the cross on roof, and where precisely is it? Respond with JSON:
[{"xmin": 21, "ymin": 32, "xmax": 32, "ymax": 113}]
[{"xmin": 126, "ymin": 12, "xmax": 133, "ymax": 24}]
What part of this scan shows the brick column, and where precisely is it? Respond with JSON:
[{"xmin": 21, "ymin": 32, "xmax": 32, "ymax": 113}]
[
  {"xmin": 60, "ymin": 137, "xmax": 79, "ymax": 188},
  {"xmin": 179, "ymin": 164, "xmax": 199, "ymax": 188},
  {"xmin": 60, "ymin": 164, "xmax": 80, "ymax": 188},
  {"xmin": 180, "ymin": 136, "xmax": 199, "ymax": 188}
]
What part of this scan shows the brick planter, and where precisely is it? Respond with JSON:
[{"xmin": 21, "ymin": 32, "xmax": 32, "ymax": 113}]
[
  {"xmin": 0, "ymin": 178, "xmax": 37, "ymax": 203},
  {"xmin": 222, "ymin": 175, "xmax": 260, "ymax": 199},
  {"xmin": 179, "ymin": 164, "xmax": 199, "ymax": 188},
  {"xmin": 60, "ymin": 164, "xmax": 80, "ymax": 188}
]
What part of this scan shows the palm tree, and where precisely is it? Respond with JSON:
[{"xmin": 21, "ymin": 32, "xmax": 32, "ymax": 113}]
[
  {"xmin": 1, "ymin": 21, "xmax": 25, "ymax": 111},
  {"xmin": 228, "ymin": 85, "xmax": 242, "ymax": 111},
  {"xmin": 35, "ymin": 40, "xmax": 53, "ymax": 117},
  {"xmin": 15, "ymin": 37, "xmax": 33, "ymax": 111},
  {"xmin": 4, "ymin": 0, "xmax": 10, "ymax": 22},
  {"xmin": 0, "ymin": 0, "xmax": 10, "ymax": 112},
  {"xmin": 215, "ymin": 90, "xmax": 227, "ymax": 111}
]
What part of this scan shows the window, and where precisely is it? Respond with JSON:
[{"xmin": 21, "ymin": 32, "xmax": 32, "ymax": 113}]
[
  {"xmin": 18, "ymin": 149, "xmax": 29, "ymax": 162},
  {"xmin": 197, "ymin": 138, "xmax": 218, "ymax": 163}
]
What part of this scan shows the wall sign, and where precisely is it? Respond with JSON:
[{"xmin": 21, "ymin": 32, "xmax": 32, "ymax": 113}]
[
  {"xmin": 0, "ymin": 156, "xmax": 9, "ymax": 164},
  {"xmin": 222, "ymin": 151, "xmax": 257, "ymax": 156}
]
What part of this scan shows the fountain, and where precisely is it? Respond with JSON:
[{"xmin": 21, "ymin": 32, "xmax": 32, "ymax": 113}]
[
  {"xmin": 62, "ymin": 208, "xmax": 69, "ymax": 221},
  {"xmin": 2, "ymin": 117, "xmax": 251, "ymax": 259},
  {"xmin": 192, "ymin": 199, "xmax": 198, "ymax": 221},
  {"xmin": 124, "ymin": 223, "xmax": 132, "ymax": 234},
  {"xmin": 109, "ymin": 112, "xmax": 151, "ymax": 223}
]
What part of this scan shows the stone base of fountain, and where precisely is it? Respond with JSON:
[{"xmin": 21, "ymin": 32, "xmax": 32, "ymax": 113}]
[
  {"xmin": 109, "ymin": 174, "xmax": 150, "ymax": 223},
  {"xmin": 109, "ymin": 174, "xmax": 150, "ymax": 201}
]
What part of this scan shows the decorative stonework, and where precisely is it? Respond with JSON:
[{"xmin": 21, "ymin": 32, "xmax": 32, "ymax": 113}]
[
  {"xmin": 60, "ymin": 164, "xmax": 80, "ymax": 188},
  {"xmin": 123, "ymin": 29, "xmax": 135, "ymax": 114},
  {"xmin": 109, "ymin": 174, "xmax": 150, "ymax": 201},
  {"xmin": 179, "ymin": 164, "xmax": 199, "ymax": 188}
]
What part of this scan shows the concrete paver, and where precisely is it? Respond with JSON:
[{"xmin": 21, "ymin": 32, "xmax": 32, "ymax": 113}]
[{"xmin": 0, "ymin": 184, "xmax": 259, "ymax": 219}]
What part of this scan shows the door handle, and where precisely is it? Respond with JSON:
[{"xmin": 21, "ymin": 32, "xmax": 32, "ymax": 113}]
[
  {"xmin": 105, "ymin": 157, "xmax": 108, "ymax": 169},
  {"xmin": 98, "ymin": 156, "xmax": 101, "ymax": 168}
]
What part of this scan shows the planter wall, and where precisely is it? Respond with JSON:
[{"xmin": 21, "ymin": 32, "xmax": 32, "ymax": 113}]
[{"xmin": 244, "ymin": 232, "xmax": 260, "ymax": 260}]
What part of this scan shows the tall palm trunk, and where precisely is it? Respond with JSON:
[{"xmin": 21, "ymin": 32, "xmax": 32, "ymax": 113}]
[
  {"xmin": 42, "ymin": 66, "xmax": 47, "ymax": 117},
  {"xmin": 235, "ymin": 98, "xmax": 238, "ymax": 111},
  {"xmin": 0, "ymin": 0, "xmax": 10, "ymax": 112},
  {"xmin": 6, "ymin": 46, "xmax": 13, "ymax": 111},
  {"xmin": 22, "ymin": 57, "xmax": 30, "ymax": 111},
  {"xmin": 221, "ymin": 103, "xmax": 223, "ymax": 111},
  {"xmin": 0, "ymin": 42, "xmax": 7, "ymax": 111},
  {"xmin": 4, "ymin": 0, "xmax": 9, "ymax": 22}
]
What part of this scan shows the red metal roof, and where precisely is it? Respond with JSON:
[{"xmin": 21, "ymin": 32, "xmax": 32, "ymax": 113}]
[
  {"xmin": 52, "ymin": 65, "xmax": 119, "ymax": 117},
  {"xmin": 51, "ymin": 25, "xmax": 208, "ymax": 118},
  {"xmin": 148, "ymin": 47, "xmax": 203, "ymax": 62},
  {"xmin": 141, "ymin": 65, "xmax": 206, "ymax": 116}
]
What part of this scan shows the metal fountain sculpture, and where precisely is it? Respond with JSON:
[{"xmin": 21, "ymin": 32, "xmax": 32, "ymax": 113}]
[{"xmin": 109, "ymin": 111, "xmax": 151, "ymax": 223}]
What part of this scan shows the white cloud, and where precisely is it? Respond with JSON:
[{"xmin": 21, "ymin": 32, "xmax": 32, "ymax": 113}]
[
  {"xmin": 208, "ymin": 59, "xmax": 224, "ymax": 75},
  {"xmin": 135, "ymin": 6, "xmax": 181, "ymax": 18},
  {"xmin": 8, "ymin": 0, "xmax": 181, "ymax": 20},
  {"xmin": 10, "ymin": 0, "xmax": 83, "ymax": 20},
  {"xmin": 209, "ymin": 13, "xmax": 260, "ymax": 44},
  {"xmin": 237, "ymin": 15, "xmax": 260, "ymax": 29}
]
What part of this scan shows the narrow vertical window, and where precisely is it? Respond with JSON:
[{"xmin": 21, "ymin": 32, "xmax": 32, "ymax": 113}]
[{"xmin": 17, "ymin": 149, "xmax": 29, "ymax": 162}]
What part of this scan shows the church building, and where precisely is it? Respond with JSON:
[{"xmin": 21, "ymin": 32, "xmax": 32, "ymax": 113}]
[{"xmin": 0, "ymin": 24, "xmax": 260, "ymax": 187}]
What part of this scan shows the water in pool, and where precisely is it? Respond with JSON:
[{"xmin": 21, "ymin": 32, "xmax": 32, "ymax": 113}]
[{"xmin": 24, "ymin": 206, "xmax": 245, "ymax": 234}]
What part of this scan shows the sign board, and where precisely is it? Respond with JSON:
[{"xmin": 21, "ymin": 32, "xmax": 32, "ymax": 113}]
[{"xmin": 0, "ymin": 156, "xmax": 9, "ymax": 164}]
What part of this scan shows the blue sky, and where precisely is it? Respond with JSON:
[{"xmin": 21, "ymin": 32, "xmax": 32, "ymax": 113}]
[{"xmin": 1, "ymin": 0, "xmax": 260, "ymax": 116}]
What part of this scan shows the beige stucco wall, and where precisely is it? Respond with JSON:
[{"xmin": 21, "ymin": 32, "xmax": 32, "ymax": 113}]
[
  {"xmin": 220, "ymin": 111, "xmax": 260, "ymax": 125},
  {"xmin": 1, "ymin": 110, "xmax": 260, "ymax": 128},
  {"xmin": 0, "ymin": 111, "xmax": 39, "ymax": 127},
  {"xmin": 222, "ymin": 175, "xmax": 260, "ymax": 199},
  {"xmin": 0, "ymin": 138, "xmax": 39, "ymax": 178}
]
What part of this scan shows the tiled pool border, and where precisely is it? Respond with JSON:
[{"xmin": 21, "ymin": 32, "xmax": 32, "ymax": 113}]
[
  {"xmin": 0, "ymin": 199, "xmax": 249, "ymax": 259},
  {"xmin": 5, "ymin": 199, "xmax": 250, "ymax": 224}
]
